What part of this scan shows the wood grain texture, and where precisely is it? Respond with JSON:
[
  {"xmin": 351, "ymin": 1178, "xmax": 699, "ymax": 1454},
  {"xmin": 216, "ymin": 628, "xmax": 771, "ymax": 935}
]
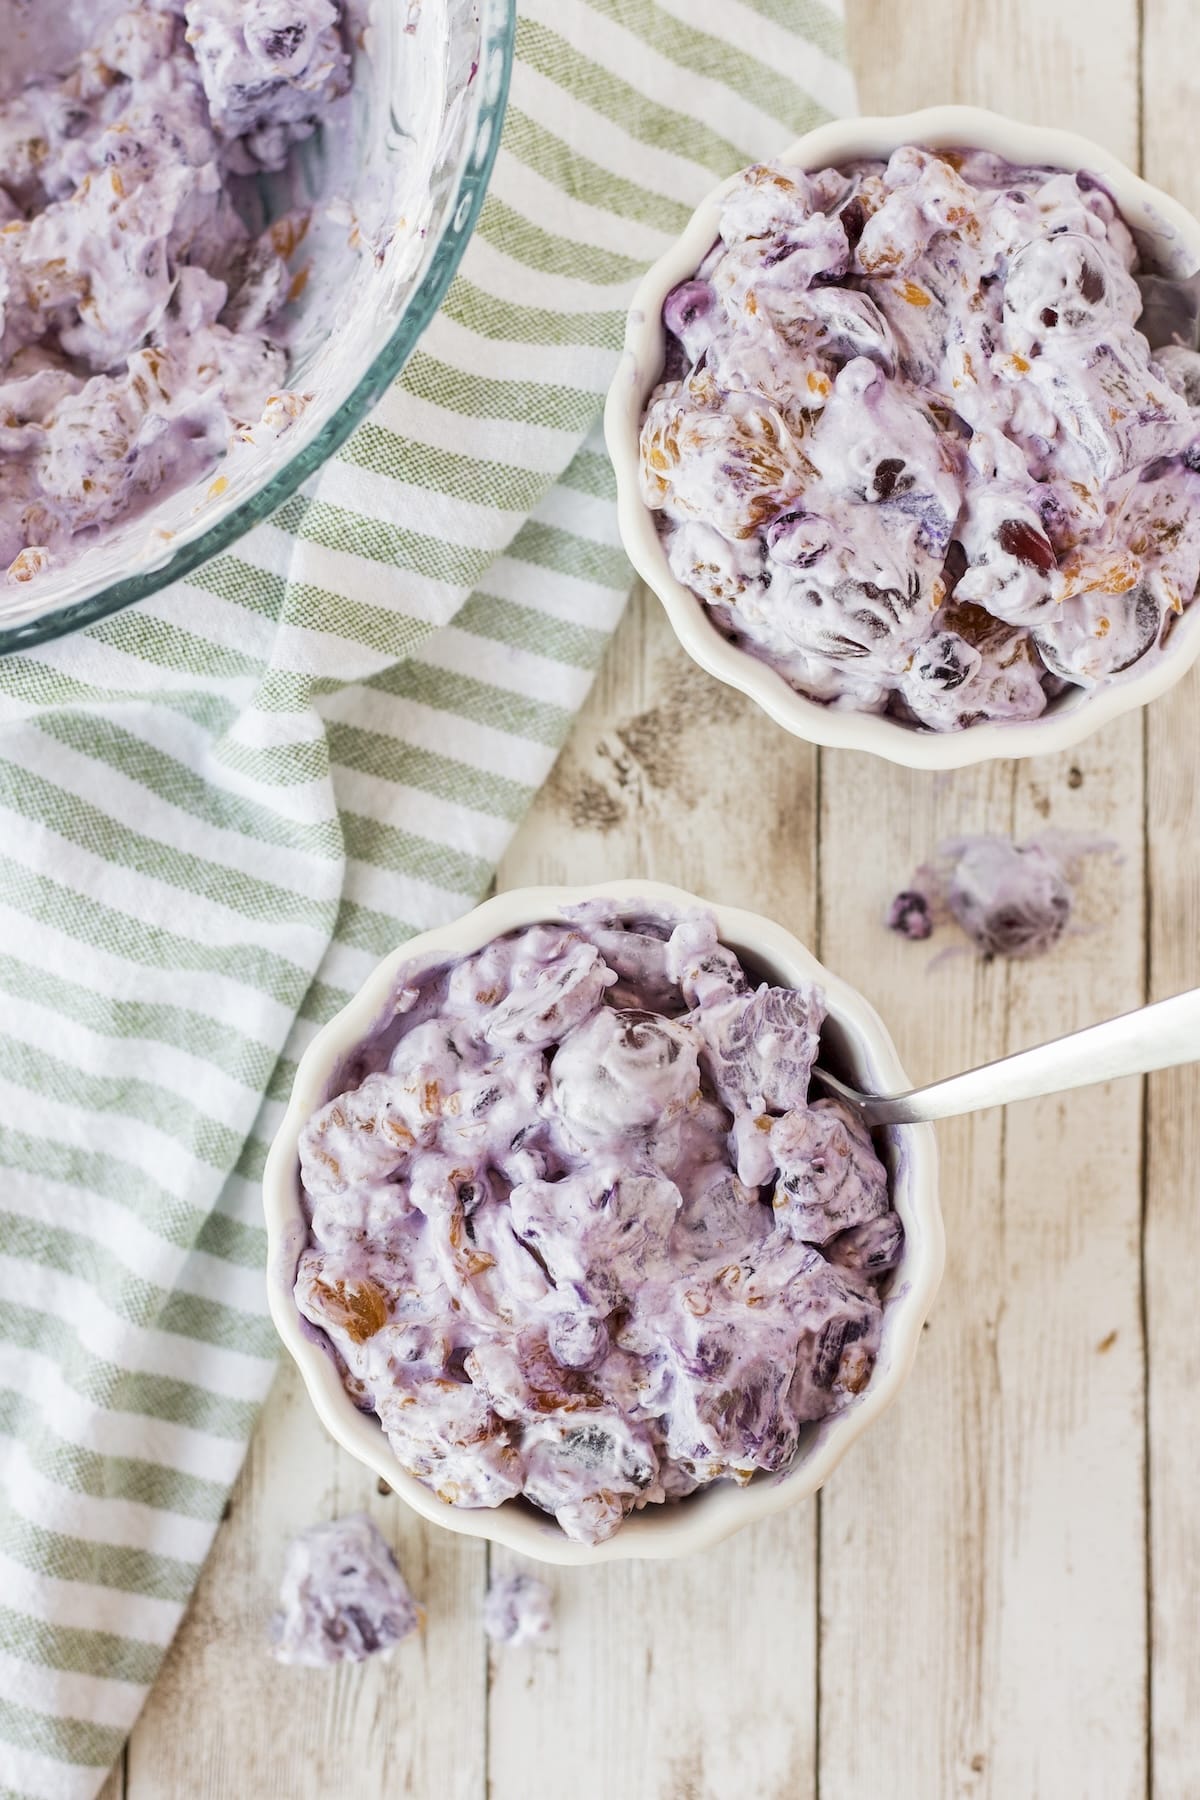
[
  {"xmin": 502, "ymin": 582, "xmax": 819, "ymax": 928},
  {"xmin": 826, "ymin": 6, "xmax": 1149, "ymax": 1797},
  {"xmin": 96, "ymin": 1755, "xmax": 125, "ymax": 1800},
  {"xmin": 485, "ymin": 1522, "xmax": 815, "ymax": 1800},
  {"xmin": 1142, "ymin": 1, "xmax": 1200, "ymax": 1791}
]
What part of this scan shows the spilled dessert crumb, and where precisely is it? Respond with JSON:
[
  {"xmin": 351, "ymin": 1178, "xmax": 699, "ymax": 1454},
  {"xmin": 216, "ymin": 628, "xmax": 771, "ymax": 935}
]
[
  {"xmin": 887, "ymin": 832, "xmax": 1116, "ymax": 959},
  {"xmin": 270, "ymin": 1512, "xmax": 423, "ymax": 1666},
  {"xmin": 483, "ymin": 1572, "xmax": 554, "ymax": 1648},
  {"xmin": 0, "ymin": 1, "xmax": 350, "ymax": 579},
  {"xmin": 642, "ymin": 147, "xmax": 1200, "ymax": 729}
]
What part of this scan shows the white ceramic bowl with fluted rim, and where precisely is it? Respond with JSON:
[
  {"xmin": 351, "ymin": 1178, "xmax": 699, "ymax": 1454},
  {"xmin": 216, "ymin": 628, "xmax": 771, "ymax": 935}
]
[
  {"xmin": 604, "ymin": 105, "xmax": 1200, "ymax": 770},
  {"xmin": 263, "ymin": 879, "xmax": 943, "ymax": 1565}
]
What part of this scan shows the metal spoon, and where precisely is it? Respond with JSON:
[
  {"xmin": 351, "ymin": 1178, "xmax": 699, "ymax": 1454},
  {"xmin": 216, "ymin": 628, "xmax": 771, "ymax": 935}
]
[{"xmin": 812, "ymin": 986, "xmax": 1200, "ymax": 1127}]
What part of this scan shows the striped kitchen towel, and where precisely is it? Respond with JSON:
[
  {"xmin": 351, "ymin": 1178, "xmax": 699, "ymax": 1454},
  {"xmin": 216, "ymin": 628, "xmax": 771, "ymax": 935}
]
[{"xmin": 0, "ymin": 4, "xmax": 855, "ymax": 1794}]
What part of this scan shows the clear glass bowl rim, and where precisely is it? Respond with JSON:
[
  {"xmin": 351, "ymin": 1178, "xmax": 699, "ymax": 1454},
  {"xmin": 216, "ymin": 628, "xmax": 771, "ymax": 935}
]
[{"xmin": 0, "ymin": 0, "xmax": 517, "ymax": 655}]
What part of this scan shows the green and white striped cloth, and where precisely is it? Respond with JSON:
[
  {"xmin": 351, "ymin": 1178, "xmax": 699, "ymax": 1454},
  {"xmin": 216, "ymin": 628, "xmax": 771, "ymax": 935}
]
[{"xmin": 0, "ymin": 4, "xmax": 853, "ymax": 1793}]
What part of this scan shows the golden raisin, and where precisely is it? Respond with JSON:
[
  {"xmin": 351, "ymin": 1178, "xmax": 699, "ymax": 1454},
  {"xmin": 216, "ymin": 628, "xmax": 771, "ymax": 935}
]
[{"xmin": 314, "ymin": 1276, "xmax": 388, "ymax": 1343}]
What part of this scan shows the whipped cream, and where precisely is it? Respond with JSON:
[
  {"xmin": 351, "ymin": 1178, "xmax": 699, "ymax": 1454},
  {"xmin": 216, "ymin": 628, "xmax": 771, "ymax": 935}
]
[
  {"xmin": 295, "ymin": 904, "xmax": 902, "ymax": 1546},
  {"xmin": 642, "ymin": 148, "xmax": 1200, "ymax": 729},
  {"xmin": 0, "ymin": 1, "xmax": 350, "ymax": 581},
  {"xmin": 270, "ymin": 1513, "xmax": 423, "ymax": 1665}
]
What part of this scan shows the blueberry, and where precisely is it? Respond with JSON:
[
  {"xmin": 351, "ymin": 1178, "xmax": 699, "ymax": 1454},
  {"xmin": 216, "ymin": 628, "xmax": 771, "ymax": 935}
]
[
  {"xmin": 847, "ymin": 577, "xmax": 912, "ymax": 625},
  {"xmin": 930, "ymin": 658, "xmax": 965, "ymax": 689},
  {"xmin": 872, "ymin": 457, "xmax": 905, "ymax": 501},
  {"xmin": 828, "ymin": 1212, "xmax": 905, "ymax": 1274},
  {"xmin": 886, "ymin": 890, "xmax": 933, "ymax": 941},
  {"xmin": 757, "ymin": 1419, "xmax": 800, "ymax": 1472},
  {"xmin": 663, "ymin": 279, "xmax": 713, "ymax": 343},
  {"xmin": 732, "ymin": 1374, "xmax": 769, "ymax": 1435},
  {"xmin": 981, "ymin": 904, "xmax": 1062, "ymax": 956},
  {"xmin": 262, "ymin": 23, "xmax": 307, "ymax": 59},
  {"xmin": 1136, "ymin": 271, "xmax": 1200, "ymax": 351},
  {"xmin": 229, "ymin": 79, "xmax": 285, "ymax": 105},
  {"xmin": 687, "ymin": 1332, "xmax": 732, "ymax": 1380},
  {"xmin": 914, "ymin": 633, "xmax": 976, "ymax": 691},
  {"xmin": 767, "ymin": 509, "xmax": 831, "ymax": 568},
  {"xmin": 662, "ymin": 337, "xmax": 689, "ymax": 382},
  {"xmin": 1110, "ymin": 584, "xmax": 1163, "ymax": 672},
  {"xmin": 548, "ymin": 1311, "xmax": 608, "ymax": 1371},
  {"xmin": 813, "ymin": 1315, "xmax": 866, "ymax": 1389},
  {"xmin": 699, "ymin": 951, "xmax": 746, "ymax": 990}
]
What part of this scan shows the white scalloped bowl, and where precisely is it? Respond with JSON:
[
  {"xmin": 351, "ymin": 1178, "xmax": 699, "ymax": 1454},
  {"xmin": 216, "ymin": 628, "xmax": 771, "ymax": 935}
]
[
  {"xmin": 603, "ymin": 105, "xmax": 1200, "ymax": 770},
  {"xmin": 262, "ymin": 880, "xmax": 943, "ymax": 1566}
]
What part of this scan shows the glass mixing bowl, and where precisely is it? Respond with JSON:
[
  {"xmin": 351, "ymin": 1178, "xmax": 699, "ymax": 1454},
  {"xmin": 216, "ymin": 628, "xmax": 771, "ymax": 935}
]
[{"xmin": 0, "ymin": 0, "xmax": 515, "ymax": 653}]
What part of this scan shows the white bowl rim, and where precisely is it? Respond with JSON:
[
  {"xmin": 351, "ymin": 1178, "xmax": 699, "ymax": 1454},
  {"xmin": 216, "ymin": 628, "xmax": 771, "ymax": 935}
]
[
  {"xmin": 603, "ymin": 103, "xmax": 1200, "ymax": 771},
  {"xmin": 262, "ymin": 879, "xmax": 944, "ymax": 1566}
]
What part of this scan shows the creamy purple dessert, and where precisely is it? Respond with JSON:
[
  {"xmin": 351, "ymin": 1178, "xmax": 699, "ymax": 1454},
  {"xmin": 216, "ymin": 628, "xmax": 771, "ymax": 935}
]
[
  {"xmin": 483, "ymin": 1572, "xmax": 554, "ymax": 1648},
  {"xmin": 0, "ymin": 1, "xmax": 350, "ymax": 581},
  {"xmin": 887, "ymin": 832, "xmax": 1113, "ymax": 958},
  {"xmin": 641, "ymin": 148, "xmax": 1200, "ymax": 730},
  {"xmin": 294, "ymin": 904, "xmax": 903, "ymax": 1547},
  {"xmin": 270, "ymin": 1513, "xmax": 423, "ymax": 1666}
]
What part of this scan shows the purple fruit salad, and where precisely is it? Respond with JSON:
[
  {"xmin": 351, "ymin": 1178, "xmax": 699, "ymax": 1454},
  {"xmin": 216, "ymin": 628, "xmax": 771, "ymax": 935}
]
[
  {"xmin": 270, "ymin": 1513, "xmax": 423, "ymax": 1666},
  {"xmin": 640, "ymin": 147, "xmax": 1200, "ymax": 730},
  {"xmin": 294, "ymin": 903, "xmax": 904, "ymax": 1547},
  {"xmin": 0, "ymin": 0, "xmax": 350, "ymax": 583},
  {"xmin": 886, "ymin": 831, "xmax": 1116, "ymax": 958},
  {"xmin": 483, "ymin": 1571, "xmax": 554, "ymax": 1647}
]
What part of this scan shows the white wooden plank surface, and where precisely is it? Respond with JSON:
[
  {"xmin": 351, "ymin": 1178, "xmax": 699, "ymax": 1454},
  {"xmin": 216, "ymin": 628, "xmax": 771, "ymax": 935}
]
[
  {"xmin": 1143, "ymin": 1, "xmax": 1200, "ymax": 1790},
  {"xmin": 126, "ymin": 1365, "xmax": 487, "ymax": 1799},
  {"xmin": 114, "ymin": 3, "xmax": 1200, "ymax": 1795}
]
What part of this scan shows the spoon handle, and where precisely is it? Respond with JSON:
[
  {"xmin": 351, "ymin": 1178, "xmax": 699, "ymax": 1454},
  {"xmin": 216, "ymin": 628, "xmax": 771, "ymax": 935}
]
[{"xmin": 834, "ymin": 985, "xmax": 1200, "ymax": 1127}]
